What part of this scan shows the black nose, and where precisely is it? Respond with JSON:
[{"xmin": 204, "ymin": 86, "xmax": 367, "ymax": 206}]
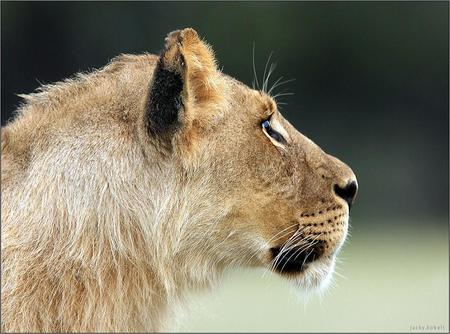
[{"xmin": 334, "ymin": 181, "xmax": 358, "ymax": 208}]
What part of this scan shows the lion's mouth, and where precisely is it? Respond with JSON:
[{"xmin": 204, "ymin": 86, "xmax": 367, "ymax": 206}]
[{"xmin": 270, "ymin": 240, "xmax": 325, "ymax": 274}]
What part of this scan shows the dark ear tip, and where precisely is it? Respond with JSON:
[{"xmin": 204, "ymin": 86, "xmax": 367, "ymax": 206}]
[
  {"xmin": 165, "ymin": 28, "xmax": 199, "ymax": 49},
  {"xmin": 161, "ymin": 30, "xmax": 191, "ymax": 75},
  {"xmin": 165, "ymin": 30, "xmax": 182, "ymax": 48}
]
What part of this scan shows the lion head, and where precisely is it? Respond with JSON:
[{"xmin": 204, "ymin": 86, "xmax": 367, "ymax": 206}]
[{"xmin": 143, "ymin": 28, "xmax": 358, "ymax": 292}]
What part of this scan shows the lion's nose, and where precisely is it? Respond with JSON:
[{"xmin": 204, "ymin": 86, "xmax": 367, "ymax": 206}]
[{"xmin": 334, "ymin": 181, "xmax": 358, "ymax": 208}]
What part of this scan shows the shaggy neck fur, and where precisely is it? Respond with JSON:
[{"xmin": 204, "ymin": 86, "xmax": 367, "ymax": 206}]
[{"xmin": 1, "ymin": 54, "xmax": 231, "ymax": 332}]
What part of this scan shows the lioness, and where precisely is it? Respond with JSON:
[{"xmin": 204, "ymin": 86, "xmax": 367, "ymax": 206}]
[{"xmin": 1, "ymin": 28, "xmax": 357, "ymax": 332}]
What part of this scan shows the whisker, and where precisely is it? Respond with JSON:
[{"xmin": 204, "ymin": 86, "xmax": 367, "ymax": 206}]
[
  {"xmin": 243, "ymin": 223, "xmax": 299, "ymax": 267},
  {"xmin": 270, "ymin": 226, "xmax": 312, "ymax": 272},
  {"xmin": 263, "ymin": 62, "xmax": 277, "ymax": 93},
  {"xmin": 265, "ymin": 223, "xmax": 300, "ymax": 246},
  {"xmin": 300, "ymin": 247, "xmax": 315, "ymax": 269},
  {"xmin": 268, "ymin": 78, "xmax": 296, "ymax": 96},
  {"xmin": 278, "ymin": 234, "xmax": 322, "ymax": 273},
  {"xmin": 252, "ymin": 43, "xmax": 260, "ymax": 90},
  {"xmin": 262, "ymin": 225, "xmax": 310, "ymax": 277},
  {"xmin": 273, "ymin": 92, "xmax": 295, "ymax": 99},
  {"xmin": 278, "ymin": 239, "xmax": 316, "ymax": 274},
  {"xmin": 269, "ymin": 227, "xmax": 304, "ymax": 272},
  {"xmin": 332, "ymin": 268, "xmax": 347, "ymax": 280},
  {"xmin": 268, "ymin": 76, "xmax": 284, "ymax": 95},
  {"xmin": 271, "ymin": 234, "xmax": 306, "ymax": 270},
  {"xmin": 262, "ymin": 51, "xmax": 273, "ymax": 93}
]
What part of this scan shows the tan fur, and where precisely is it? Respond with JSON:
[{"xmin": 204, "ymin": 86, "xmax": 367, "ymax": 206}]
[{"xmin": 1, "ymin": 28, "xmax": 357, "ymax": 332}]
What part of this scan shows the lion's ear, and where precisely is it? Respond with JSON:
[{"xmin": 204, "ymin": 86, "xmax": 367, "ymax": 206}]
[{"xmin": 145, "ymin": 28, "xmax": 219, "ymax": 141}]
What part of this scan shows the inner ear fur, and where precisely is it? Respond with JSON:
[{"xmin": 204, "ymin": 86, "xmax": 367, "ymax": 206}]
[{"xmin": 146, "ymin": 28, "xmax": 219, "ymax": 141}]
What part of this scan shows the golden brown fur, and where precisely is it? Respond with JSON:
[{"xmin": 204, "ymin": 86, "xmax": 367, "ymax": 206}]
[{"xmin": 1, "ymin": 28, "xmax": 357, "ymax": 332}]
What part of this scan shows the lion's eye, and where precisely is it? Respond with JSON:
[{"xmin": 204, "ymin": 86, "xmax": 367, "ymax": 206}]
[{"xmin": 262, "ymin": 119, "xmax": 287, "ymax": 144}]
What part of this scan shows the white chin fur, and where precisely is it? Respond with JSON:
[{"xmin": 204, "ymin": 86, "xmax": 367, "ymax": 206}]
[{"xmin": 288, "ymin": 255, "xmax": 336, "ymax": 298}]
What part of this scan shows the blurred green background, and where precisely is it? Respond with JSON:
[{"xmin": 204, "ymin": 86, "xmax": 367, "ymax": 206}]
[{"xmin": 1, "ymin": 1, "xmax": 448, "ymax": 332}]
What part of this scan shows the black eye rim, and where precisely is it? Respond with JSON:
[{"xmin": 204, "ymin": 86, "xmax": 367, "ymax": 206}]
[{"xmin": 261, "ymin": 117, "xmax": 287, "ymax": 145}]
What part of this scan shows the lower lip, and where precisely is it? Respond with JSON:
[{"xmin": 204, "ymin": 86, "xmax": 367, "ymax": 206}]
[{"xmin": 270, "ymin": 243, "xmax": 325, "ymax": 274}]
